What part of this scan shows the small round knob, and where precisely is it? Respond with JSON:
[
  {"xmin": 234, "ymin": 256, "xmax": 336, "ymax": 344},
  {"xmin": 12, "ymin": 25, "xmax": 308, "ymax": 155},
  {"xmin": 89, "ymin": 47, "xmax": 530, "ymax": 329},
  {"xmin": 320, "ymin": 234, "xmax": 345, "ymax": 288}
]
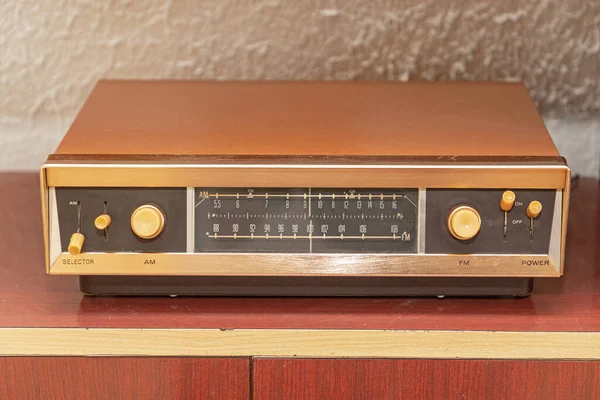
[
  {"xmin": 131, "ymin": 205, "xmax": 165, "ymax": 239},
  {"xmin": 68, "ymin": 232, "xmax": 85, "ymax": 255},
  {"xmin": 94, "ymin": 214, "xmax": 112, "ymax": 230},
  {"xmin": 447, "ymin": 205, "xmax": 481, "ymax": 241},
  {"xmin": 526, "ymin": 201, "xmax": 542, "ymax": 218},
  {"xmin": 500, "ymin": 191, "xmax": 516, "ymax": 211}
]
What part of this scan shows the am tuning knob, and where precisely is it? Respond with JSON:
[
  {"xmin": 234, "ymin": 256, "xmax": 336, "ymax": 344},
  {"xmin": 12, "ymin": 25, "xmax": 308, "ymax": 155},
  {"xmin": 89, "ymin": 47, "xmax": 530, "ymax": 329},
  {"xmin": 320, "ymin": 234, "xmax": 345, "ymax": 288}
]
[
  {"xmin": 447, "ymin": 205, "xmax": 481, "ymax": 241},
  {"xmin": 130, "ymin": 205, "xmax": 165, "ymax": 239}
]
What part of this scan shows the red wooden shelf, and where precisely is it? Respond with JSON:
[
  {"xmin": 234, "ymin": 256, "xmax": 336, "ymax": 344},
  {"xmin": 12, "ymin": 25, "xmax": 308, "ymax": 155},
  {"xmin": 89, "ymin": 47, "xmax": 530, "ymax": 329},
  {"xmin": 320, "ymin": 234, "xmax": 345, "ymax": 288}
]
[{"xmin": 253, "ymin": 358, "xmax": 600, "ymax": 400}]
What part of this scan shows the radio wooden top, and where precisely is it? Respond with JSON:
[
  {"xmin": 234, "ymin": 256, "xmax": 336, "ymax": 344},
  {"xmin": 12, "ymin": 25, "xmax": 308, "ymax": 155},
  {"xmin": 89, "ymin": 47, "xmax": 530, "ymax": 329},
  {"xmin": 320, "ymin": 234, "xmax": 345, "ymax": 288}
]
[{"xmin": 53, "ymin": 80, "xmax": 559, "ymax": 158}]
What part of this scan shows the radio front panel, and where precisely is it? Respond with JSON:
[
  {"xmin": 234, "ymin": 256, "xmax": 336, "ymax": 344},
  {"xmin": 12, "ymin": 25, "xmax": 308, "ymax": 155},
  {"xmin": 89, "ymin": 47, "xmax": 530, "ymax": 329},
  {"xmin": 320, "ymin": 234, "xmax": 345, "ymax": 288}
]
[{"xmin": 43, "ymin": 162, "xmax": 567, "ymax": 278}]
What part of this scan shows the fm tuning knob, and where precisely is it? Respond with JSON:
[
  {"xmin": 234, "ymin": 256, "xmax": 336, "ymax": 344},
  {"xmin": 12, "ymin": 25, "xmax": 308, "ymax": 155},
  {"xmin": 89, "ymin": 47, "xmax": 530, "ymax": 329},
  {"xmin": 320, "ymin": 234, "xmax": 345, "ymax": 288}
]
[
  {"xmin": 447, "ymin": 205, "xmax": 481, "ymax": 241},
  {"xmin": 130, "ymin": 205, "xmax": 165, "ymax": 239}
]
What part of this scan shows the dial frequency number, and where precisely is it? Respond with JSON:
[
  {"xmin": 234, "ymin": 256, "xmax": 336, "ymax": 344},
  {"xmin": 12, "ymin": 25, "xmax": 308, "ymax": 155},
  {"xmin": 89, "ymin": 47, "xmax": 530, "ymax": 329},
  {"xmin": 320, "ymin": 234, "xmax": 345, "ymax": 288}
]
[{"xmin": 194, "ymin": 188, "xmax": 418, "ymax": 253}]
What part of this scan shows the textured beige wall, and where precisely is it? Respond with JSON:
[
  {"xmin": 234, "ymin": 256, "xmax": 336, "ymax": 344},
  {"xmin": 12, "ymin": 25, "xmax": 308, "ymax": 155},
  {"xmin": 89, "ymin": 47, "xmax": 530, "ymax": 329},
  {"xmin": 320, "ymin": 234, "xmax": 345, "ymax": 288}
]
[{"xmin": 0, "ymin": 0, "xmax": 598, "ymax": 175}]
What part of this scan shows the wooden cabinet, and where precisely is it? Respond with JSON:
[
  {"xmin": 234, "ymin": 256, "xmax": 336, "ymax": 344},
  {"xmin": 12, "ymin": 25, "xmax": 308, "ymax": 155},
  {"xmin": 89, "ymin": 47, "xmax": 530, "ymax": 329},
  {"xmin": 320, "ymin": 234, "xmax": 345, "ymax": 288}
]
[
  {"xmin": 3, "ymin": 357, "xmax": 598, "ymax": 399},
  {"xmin": 253, "ymin": 359, "xmax": 600, "ymax": 400},
  {"xmin": 0, "ymin": 357, "xmax": 250, "ymax": 400}
]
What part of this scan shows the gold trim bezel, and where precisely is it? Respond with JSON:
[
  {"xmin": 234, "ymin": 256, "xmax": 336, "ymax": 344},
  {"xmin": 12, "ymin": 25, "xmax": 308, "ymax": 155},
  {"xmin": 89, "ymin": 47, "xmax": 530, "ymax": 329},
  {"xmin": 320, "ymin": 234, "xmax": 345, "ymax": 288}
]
[
  {"xmin": 43, "ymin": 162, "xmax": 569, "ymax": 189},
  {"xmin": 50, "ymin": 253, "xmax": 560, "ymax": 277}
]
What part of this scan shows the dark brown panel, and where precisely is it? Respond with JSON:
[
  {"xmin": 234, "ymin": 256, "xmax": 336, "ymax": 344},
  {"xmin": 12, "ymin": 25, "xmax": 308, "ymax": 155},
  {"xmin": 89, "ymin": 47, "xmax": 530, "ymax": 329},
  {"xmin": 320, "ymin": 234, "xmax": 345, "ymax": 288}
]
[
  {"xmin": 253, "ymin": 358, "xmax": 600, "ymax": 400},
  {"xmin": 425, "ymin": 189, "xmax": 556, "ymax": 254},
  {"xmin": 55, "ymin": 188, "xmax": 186, "ymax": 252},
  {"xmin": 0, "ymin": 357, "xmax": 249, "ymax": 400},
  {"xmin": 0, "ymin": 173, "xmax": 598, "ymax": 332}
]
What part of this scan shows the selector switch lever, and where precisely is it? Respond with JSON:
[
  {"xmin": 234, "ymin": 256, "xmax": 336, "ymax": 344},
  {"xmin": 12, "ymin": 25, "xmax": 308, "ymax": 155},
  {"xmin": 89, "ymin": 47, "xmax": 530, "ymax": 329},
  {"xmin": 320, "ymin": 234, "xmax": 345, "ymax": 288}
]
[
  {"xmin": 68, "ymin": 233, "xmax": 85, "ymax": 255},
  {"xmin": 68, "ymin": 202, "xmax": 84, "ymax": 255}
]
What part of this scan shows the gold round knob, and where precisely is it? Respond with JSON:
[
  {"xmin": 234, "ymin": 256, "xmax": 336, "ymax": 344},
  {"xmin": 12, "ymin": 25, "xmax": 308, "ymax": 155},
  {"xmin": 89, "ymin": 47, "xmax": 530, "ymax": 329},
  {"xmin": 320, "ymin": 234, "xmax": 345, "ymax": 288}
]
[
  {"xmin": 94, "ymin": 214, "xmax": 112, "ymax": 230},
  {"xmin": 500, "ymin": 191, "xmax": 516, "ymax": 211},
  {"xmin": 130, "ymin": 205, "xmax": 165, "ymax": 239},
  {"xmin": 447, "ymin": 205, "xmax": 481, "ymax": 241},
  {"xmin": 526, "ymin": 201, "xmax": 542, "ymax": 218},
  {"xmin": 68, "ymin": 232, "xmax": 85, "ymax": 255}
]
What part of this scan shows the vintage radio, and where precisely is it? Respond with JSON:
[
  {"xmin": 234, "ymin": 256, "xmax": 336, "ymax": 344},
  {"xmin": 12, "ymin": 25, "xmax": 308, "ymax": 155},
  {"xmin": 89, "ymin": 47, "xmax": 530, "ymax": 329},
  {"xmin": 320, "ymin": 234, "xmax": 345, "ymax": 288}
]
[{"xmin": 40, "ymin": 81, "xmax": 570, "ymax": 296}]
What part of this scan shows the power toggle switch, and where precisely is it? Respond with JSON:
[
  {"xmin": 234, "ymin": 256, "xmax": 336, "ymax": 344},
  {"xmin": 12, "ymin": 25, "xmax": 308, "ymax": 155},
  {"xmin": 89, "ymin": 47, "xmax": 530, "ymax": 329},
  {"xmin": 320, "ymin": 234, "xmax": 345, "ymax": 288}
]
[
  {"xmin": 500, "ymin": 191, "xmax": 516, "ymax": 212},
  {"xmin": 527, "ymin": 201, "xmax": 542, "ymax": 218},
  {"xmin": 131, "ymin": 204, "xmax": 165, "ymax": 239},
  {"xmin": 500, "ymin": 190, "xmax": 516, "ymax": 240},
  {"xmin": 447, "ymin": 205, "xmax": 481, "ymax": 241},
  {"xmin": 527, "ymin": 201, "xmax": 542, "ymax": 238}
]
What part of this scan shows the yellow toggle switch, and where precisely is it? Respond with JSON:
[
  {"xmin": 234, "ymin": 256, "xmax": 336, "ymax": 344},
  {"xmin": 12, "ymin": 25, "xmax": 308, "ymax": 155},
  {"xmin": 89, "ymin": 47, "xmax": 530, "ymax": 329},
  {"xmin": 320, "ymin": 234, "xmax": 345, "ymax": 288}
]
[
  {"xmin": 500, "ymin": 191, "xmax": 516, "ymax": 240},
  {"xmin": 500, "ymin": 191, "xmax": 516, "ymax": 211},
  {"xmin": 68, "ymin": 232, "xmax": 85, "ymax": 255},
  {"xmin": 94, "ymin": 214, "xmax": 112, "ymax": 230},
  {"xmin": 526, "ymin": 201, "xmax": 542, "ymax": 218},
  {"xmin": 526, "ymin": 201, "xmax": 542, "ymax": 238}
]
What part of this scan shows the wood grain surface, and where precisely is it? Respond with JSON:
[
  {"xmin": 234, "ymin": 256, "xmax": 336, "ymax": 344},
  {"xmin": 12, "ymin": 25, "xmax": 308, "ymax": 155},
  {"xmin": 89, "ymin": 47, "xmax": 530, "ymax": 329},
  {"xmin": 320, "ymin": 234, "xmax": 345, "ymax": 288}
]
[
  {"xmin": 0, "ymin": 357, "xmax": 249, "ymax": 400},
  {"xmin": 0, "ymin": 173, "xmax": 598, "ymax": 332},
  {"xmin": 253, "ymin": 358, "xmax": 600, "ymax": 400},
  {"xmin": 3, "ymin": 328, "xmax": 599, "ymax": 359},
  {"xmin": 54, "ymin": 81, "xmax": 559, "ymax": 157}
]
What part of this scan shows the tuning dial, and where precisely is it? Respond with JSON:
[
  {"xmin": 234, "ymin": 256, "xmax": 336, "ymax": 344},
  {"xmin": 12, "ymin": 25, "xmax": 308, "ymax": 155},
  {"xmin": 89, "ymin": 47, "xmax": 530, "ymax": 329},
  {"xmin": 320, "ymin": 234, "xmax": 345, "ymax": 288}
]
[
  {"xmin": 131, "ymin": 205, "xmax": 165, "ymax": 239},
  {"xmin": 68, "ymin": 232, "xmax": 85, "ymax": 255},
  {"xmin": 447, "ymin": 205, "xmax": 481, "ymax": 241}
]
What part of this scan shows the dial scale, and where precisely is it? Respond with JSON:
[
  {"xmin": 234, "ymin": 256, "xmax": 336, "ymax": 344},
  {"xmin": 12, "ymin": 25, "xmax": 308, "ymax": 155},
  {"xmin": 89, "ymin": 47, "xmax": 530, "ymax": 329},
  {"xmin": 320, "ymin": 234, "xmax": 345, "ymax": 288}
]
[{"xmin": 195, "ymin": 188, "xmax": 418, "ymax": 253}]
